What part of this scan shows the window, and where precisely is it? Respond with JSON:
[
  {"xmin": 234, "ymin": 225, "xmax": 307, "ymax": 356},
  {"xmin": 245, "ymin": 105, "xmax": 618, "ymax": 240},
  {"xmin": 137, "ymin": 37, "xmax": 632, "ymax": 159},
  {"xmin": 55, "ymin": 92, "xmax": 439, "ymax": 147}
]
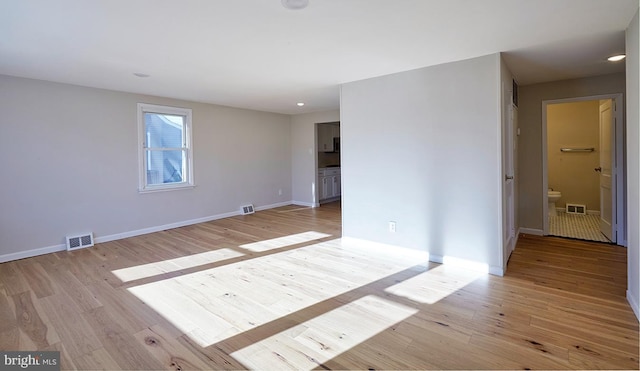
[{"xmin": 137, "ymin": 103, "xmax": 194, "ymax": 192}]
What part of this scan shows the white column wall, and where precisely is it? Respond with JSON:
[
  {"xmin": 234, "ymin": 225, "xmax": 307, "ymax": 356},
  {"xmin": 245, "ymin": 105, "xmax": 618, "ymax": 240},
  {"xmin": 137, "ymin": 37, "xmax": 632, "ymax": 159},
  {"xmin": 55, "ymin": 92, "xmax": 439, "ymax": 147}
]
[
  {"xmin": 626, "ymin": 7, "xmax": 640, "ymax": 320},
  {"xmin": 340, "ymin": 54, "xmax": 503, "ymax": 274}
]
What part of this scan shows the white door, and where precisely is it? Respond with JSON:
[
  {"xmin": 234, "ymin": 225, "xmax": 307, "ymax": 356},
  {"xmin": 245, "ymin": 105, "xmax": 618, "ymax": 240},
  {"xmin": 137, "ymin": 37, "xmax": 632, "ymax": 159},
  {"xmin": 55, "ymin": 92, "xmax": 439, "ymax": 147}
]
[
  {"xmin": 598, "ymin": 99, "xmax": 615, "ymax": 242},
  {"xmin": 503, "ymin": 102, "xmax": 517, "ymax": 265}
]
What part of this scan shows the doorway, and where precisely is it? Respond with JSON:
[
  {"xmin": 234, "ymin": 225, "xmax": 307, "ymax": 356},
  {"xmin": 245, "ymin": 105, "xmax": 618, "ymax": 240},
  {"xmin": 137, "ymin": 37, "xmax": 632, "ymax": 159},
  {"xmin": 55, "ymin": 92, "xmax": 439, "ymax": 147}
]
[
  {"xmin": 542, "ymin": 94, "xmax": 625, "ymax": 245},
  {"xmin": 316, "ymin": 121, "xmax": 341, "ymax": 206}
]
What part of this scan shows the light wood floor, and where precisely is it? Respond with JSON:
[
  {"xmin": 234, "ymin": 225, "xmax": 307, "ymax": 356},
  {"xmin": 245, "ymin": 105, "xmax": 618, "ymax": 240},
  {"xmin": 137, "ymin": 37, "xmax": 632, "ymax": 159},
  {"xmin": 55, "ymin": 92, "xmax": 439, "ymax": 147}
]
[{"xmin": 1, "ymin": 202, "xmax": 638, "ymax": 370}]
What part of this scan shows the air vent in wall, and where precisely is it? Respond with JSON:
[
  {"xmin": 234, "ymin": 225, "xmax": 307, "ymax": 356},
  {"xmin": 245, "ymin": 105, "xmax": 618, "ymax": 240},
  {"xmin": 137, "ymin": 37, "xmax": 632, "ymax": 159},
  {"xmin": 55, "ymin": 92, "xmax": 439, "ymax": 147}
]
[
  {"xmin": 66, "ymin": 233, "xmax": 94, "ymax": 251},
  {"xmin": 566, "ymin": 204, "xmax": 586, "ymax": 215},
  {"xmin": 241, "ymin": 204, "xmax": 255, "ymax": 215}
]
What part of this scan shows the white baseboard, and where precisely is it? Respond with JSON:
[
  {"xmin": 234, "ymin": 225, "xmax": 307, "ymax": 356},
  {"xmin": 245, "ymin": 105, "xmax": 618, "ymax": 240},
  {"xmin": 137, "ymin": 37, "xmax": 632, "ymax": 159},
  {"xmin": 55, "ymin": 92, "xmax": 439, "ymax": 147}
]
[
  {"xmin": 430, "ymin": 253, "xmax": 503, "ymax": 276},
  {"xmin": 429, "ymin": 253, "xmax": 442, "ymax": 263},
  {"xmin": 628, "ymin": 290, "xmax": 640, "ymax": 322},
  {"xmin": 557, "ymin": 207, "xmax": 600, "ymax": 215},
  {"xmin": 291, "ymin": 200, "xmax": 317, "ymax": 208},
  {"xmin": 97, "ymin": 201, "xmax": 292, "ymax": 244},
  {"xmin": 254, "ymin": 201, "xmax": 292, "ymax": 212},
  {"xmin": 0, "ymin": 243, "xmax": 67, "ymax": 263},
  {"xmin": 519, "ymin": 227, "xmax": 544, "ymax": 236},
  {"xmin": 340, "ymin": 237, "xmax": 429, "ymax": 263},
  {"xmin": 0, "ymin": 201, "xmax": 294, "ymax": 264},
  {"xmin": 341, "ymin": 237, "xmax": 502, "ymax": 276},
  {"xmin": 94, "ymin": 210, "xmax": 241, "ymax": 244},
  {"xmin": 489, "ymin": 265, "xmax": 505, "ymax": 276}
]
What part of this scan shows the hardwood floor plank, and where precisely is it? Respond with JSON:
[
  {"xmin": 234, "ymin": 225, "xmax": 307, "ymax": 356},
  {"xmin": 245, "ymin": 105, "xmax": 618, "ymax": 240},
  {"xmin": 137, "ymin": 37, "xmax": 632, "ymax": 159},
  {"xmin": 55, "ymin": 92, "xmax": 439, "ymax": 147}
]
[
  {"xmin": 133, "ymin": 325, "xmax": 212, "ymax": 370},
  {"xmin": 322, "ymin": 329, "xmax": 429, "ymax": 371},
  {"xmin": 43, "ymin": 342, "xmax": 77, "ymax": 371},
  {"xmin": 398, "ymin": 310, "xmax": 474, "ymax": 344},
  {"xmin": 82, "ymin": 306, "xmax": 165, "ymax": 370},
  {"xmin": 39, "ymin": 292, "xmax": 103, "ymax": 359},
  {"xmin": 468, "ymin": 332, "xmax": 572, "ymax": 369},
  {"xmin": 39, "ymin": 263, "xmax": 102, "ymax": 312},
  {"xmin": 0, "ymin": 204, "xmax": 637, "ymax": 370},
  {"xmin": 176, "ymin": 335, "xmax": 246, "ymax": 370},
  {"xmin": 546, "ymin": 301, "xmax": 639, "ymax": 331},
  {"xmin": 568, "ymin": 343, "xmax": 640, "ymax": 370},
  {"xmin": 0, "ymin": 285, "xmax": 17, "ymax": 334},
  {"xmin": 0, "ymin": 261, "xmax": 30, "ymax": 296},
  {"xmin": 11, "ymin": 290, "xmax": 56, "ymax": 349},
  {"xmin": 73, "ymin": 347, "xmax": 121, "ymax": 371},
  {"xmin": 0, "ymin": 328, "xmax": 20, "ymax": 350},
  {"xmin": 15, "ymin": 261, "xmax": 57, "ymax": 298},
  {"xmin": 530, "ymin": 315, "xmax": 638, "ymax": 355},
  {"xmin": 404, "ymin": 331, "xmax": 506, "ymax": 369},
  {"xmin": 84, "ymin": 280, "xmax": 166, "ymax": 335}
]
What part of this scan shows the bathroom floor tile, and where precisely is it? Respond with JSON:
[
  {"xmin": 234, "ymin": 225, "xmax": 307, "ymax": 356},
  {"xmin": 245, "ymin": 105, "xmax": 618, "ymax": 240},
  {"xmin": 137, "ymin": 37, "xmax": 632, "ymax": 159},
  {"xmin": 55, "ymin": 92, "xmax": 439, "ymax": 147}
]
[{"xmin": 549, "ymin": 212, "xmax": 611, "ymax": 243}]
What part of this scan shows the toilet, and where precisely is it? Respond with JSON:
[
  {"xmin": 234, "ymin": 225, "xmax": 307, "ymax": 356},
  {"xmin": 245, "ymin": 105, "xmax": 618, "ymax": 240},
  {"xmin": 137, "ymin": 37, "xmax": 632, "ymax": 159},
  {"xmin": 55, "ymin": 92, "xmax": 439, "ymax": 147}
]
[{"xmin": 548, "ymin": 189, "xmax": 562, "ymax": 217}]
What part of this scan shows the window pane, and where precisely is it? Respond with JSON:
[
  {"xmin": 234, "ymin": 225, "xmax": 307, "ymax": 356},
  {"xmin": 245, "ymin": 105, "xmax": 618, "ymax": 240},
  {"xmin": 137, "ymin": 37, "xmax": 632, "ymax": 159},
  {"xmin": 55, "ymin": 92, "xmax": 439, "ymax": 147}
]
[
  {"xmin": 138, "ymin": 103, "xmax": 193, "ymax": 192},
  {"xmin": 146, "ymin": 150, "xmax": 186, "ymax": 185},
  {"xmin": 144, "ymin": 113, "xmax": 184, "ymax": 148}
]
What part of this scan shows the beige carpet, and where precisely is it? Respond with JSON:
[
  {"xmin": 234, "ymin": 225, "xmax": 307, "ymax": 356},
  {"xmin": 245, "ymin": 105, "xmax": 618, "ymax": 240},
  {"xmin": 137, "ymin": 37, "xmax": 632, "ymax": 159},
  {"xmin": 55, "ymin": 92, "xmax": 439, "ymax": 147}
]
[{"xmin": 549, "ymin": 212, "xmax": 611, "ymax": 243}]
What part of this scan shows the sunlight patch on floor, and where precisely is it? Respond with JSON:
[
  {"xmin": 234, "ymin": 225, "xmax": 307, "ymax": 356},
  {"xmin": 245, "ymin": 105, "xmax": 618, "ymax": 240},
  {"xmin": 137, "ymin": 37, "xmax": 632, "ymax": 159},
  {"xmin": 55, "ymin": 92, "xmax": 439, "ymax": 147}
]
[
  {"xmin": 384, "ymin": 263, "xmax": 485, "ymax": 304},
  {"xmin": 112, "ymin": 248, "xmax": 244, "ymax": 282},
  {"xmin": 239, "ymin": 231, "xmax": 331, "ymax": 252},
  {"xmin": 230, "ymin": 295, "xmax": 418, "ymax": 370},
  {"xmin": 126, "ymin": 238, "xmax": 422, "ymax": 347}
]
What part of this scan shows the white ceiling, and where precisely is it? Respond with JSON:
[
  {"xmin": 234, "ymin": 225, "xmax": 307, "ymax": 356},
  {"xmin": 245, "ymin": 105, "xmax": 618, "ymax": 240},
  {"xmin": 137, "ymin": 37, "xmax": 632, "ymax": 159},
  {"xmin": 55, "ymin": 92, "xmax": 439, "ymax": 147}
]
[{"xmin": 0, "ymin": 0, "xmax": 637, "ymax": 115}]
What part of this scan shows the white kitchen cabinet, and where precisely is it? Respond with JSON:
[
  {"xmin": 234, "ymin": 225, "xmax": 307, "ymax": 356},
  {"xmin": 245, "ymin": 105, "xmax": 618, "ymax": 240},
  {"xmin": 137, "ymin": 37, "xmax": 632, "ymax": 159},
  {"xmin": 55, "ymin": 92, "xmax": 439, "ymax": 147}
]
[
  {"xmin": 318, "ymin": 125, "xmax": 332, "ymax": 152},
  {"xmin": 318, "ymin": 170, "xmax": 326, "ymax": 200},
  {"xmin": 317, "ymin": 123, "xmax": 340, "ymax": 152},
  {"xmin": 332, "ymin": 174, "xmax": 341, "ymax": 197},
  {"xmin": 318, "ymin": 168, "xmax": 341, "ymax": 202},
  {"xmin": 320, "ymin": 176, "xmax": 330, "ymax": 199}
]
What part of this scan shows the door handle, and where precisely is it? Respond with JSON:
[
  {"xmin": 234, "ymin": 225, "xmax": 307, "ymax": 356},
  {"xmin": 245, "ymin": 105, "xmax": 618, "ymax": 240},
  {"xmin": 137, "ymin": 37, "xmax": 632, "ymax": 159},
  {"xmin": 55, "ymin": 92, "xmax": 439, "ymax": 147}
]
[
  {"xmin": 595, "ymin": 167, "xmax": 602, "ymax": 172},
  {"xmin": 505, "ymin": 175, "xmax": 514, "ymax": 181}
]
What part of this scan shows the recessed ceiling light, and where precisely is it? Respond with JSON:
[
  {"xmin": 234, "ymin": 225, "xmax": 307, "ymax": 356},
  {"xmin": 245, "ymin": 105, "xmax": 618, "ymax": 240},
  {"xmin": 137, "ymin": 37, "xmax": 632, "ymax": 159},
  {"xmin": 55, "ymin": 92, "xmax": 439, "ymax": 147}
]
[
  {"xmin": 607, "ymin": 54, "xmax": 626, "ymax": 62},
  {"xmin": 282, "ymin": 0, "xmax": 309, "ymax": 10},
  {"xmin": 133, "ymin": 72, "xmax": 150, "ymax": 78},
  {"xmin": 297, "ymin": 102, "xmax": 305, "ymax": 106}
]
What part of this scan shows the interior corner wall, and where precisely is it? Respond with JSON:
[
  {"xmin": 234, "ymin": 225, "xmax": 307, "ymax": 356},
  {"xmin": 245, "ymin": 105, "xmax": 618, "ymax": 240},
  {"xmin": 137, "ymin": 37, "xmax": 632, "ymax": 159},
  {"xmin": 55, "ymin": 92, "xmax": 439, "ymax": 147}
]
[
  {"xmin": 0, "ymin": 75, "xmax": 292, "ymax": 260},
  {"xmin": 291, "ymin": 110, "xmax": 340, "ymax": 207},
  {"xmin": 340, "ymin": 54, "xmax": 503, "ymax": 272},
  {"xmin": 518, "ymin": 73, "xmax": 626, "ymax": 232},
  {"xmin": 625, "ymin": 6, "xmax": 640, "ymax": 320}
]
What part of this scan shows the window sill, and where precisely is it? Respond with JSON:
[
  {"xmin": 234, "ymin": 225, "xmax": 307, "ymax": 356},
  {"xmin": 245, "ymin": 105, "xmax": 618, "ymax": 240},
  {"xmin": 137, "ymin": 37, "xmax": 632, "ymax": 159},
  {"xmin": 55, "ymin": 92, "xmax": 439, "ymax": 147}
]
[{"xmin": 138, "ymin": 184, "xmax": 196, "ymax": 194}]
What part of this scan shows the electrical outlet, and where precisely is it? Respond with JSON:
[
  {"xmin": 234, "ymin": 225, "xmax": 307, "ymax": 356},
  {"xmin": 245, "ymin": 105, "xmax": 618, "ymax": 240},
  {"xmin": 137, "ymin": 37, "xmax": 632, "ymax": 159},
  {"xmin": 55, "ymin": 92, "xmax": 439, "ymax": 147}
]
[
  {"xmin": 278, "ymin": 189, "xmax": 282, "ymax": 196},
  {"xmin": 389, "ymin": 221, "xmax": 396, "ymax": 233}
]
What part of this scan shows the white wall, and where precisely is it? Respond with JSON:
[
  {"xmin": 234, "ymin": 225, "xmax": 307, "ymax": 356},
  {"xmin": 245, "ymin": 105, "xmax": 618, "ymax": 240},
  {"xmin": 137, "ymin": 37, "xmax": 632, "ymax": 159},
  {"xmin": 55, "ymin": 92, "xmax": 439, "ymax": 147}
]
[
  {"xmin": 340, "ymin": 54, "xmax": 504, "ymax": 274},
  {"xmin": 0, "ymin": 75, "xmax": 292, "ymax": 261},
  {"xmin": 291, "ymin": 110, "xmax": 340, "ymax": 207},
  {"xmin": 626, "ymin": 7, "xmax": 640, "ymax": 320}
]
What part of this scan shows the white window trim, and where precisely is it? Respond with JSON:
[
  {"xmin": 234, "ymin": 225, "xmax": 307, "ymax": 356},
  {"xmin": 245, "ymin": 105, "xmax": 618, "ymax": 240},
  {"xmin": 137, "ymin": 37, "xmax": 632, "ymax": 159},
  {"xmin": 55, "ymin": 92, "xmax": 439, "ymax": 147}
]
[{"xmin": 137, "ymin": 103, "xmax": 194, "ymax": 193}]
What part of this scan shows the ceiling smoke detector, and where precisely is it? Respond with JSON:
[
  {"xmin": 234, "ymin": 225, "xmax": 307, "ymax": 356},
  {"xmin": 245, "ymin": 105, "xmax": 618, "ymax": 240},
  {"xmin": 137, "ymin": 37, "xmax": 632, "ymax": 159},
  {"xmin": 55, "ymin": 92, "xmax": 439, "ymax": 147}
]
[{"xmin": 282, "ymin": 0, "xmax": 309, "ymax": 10}]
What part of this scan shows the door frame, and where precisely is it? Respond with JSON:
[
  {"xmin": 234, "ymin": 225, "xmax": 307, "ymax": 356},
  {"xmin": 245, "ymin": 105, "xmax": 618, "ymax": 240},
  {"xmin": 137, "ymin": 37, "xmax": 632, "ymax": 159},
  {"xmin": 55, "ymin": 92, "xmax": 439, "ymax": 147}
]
[{"xmin": 541, "ymin": 93, "xmax": 626, "ymax": 245}]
